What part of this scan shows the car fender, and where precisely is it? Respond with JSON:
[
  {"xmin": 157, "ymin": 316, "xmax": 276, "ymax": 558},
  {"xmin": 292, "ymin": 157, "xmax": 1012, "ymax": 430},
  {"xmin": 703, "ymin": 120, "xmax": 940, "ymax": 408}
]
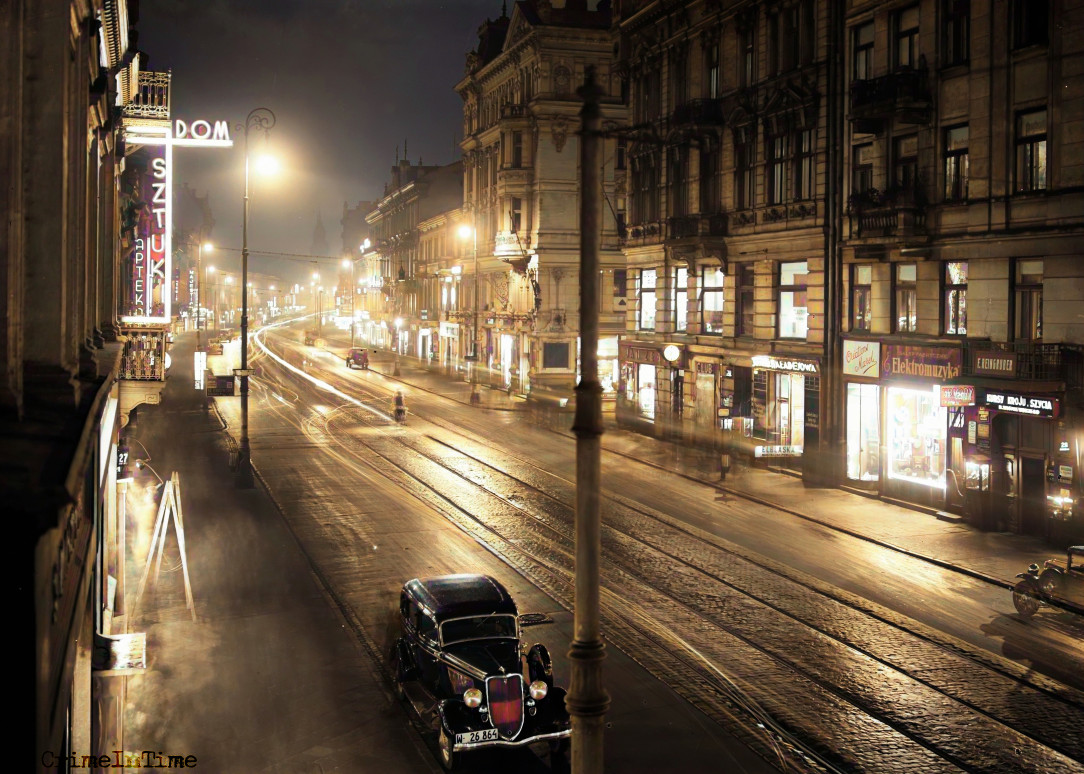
[
  {"xmin": 526, "ymin": 643, "xmax": 554, "ymax": 687},
  {"xmin": 1014, "ymin": 573, "xmax": 1041, "ymax": 593},
  {"xmin": 394, "ymin": 638, "xmax": 420, "ymax": 682},
  {"xmin": 438, "ymin": 698, "xmax": 475, "ymax": 735}
]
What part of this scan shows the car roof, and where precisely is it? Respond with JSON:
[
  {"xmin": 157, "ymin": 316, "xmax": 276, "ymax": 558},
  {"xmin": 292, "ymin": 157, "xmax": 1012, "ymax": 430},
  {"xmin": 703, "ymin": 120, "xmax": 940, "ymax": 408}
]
[{"xmin": 405, "ymin": 574, "xmax": 518, "ymax": 620}]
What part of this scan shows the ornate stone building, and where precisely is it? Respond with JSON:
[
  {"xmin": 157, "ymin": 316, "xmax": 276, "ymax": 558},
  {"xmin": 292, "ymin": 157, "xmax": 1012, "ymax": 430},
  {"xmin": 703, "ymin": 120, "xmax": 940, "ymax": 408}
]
[{"xmin": 456, "ymin": 0, "xmax": 628, "ymax": 400}]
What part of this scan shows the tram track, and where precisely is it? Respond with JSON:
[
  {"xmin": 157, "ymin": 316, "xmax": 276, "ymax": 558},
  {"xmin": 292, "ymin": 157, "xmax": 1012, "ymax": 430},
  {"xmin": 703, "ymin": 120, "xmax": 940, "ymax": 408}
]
[{"xmin": 253, "ymin": 324, "xmax": 1084, "ymax": 773}]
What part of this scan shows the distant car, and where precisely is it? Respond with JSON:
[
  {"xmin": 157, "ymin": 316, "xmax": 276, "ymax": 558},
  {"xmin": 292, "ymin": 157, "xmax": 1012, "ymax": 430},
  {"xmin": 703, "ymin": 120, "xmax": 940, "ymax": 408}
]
[
  {"xmin": 345, "ymin": 347, "xmax": 368, "ymax": 369},
  {"xmin": 391, "ymin": 574, "xmax": 570, "ymax": 770},
  {"xmin": 1013, "ymin": 545, "xmax": 1084, "ymax": 617}
]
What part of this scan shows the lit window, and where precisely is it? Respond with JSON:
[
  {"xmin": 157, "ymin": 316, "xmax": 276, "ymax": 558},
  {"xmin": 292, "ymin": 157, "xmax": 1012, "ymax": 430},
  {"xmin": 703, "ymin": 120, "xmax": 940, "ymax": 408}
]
[
  {"xmin": 1014, "ymin": 259, "xmax": 1043, "ymax": 341},
  {"xmin": 699, "ymin": 267, "xmax": 724, "ymax": 334},
  {"xmin": 894, "ymin": 263, "xmax": 917, "ymax": 333},
  {"xmin": 672, "ymin": 267, "xmax": 688, "ymax": 332},
  {"xmin": 943, "ymin": 125, "xmax": 969, "ymax": 201},
  {"xmin": 943, "ymin": 261, "xmax": 967, "ymax": 335},
  {"xmin": 638, "ymin": 269, "xmax": 657, "ymax": 330},
  {"xmin": 851, "ymin": 264, "xmax": 873, "ymax": 332},
  {"xmin": 778, "ymin": 261, "xmax": 809, "ymax": 339},
  {"xmin": 1015, "ymin": 110, "xmax": 1047, "ymax": 193}
]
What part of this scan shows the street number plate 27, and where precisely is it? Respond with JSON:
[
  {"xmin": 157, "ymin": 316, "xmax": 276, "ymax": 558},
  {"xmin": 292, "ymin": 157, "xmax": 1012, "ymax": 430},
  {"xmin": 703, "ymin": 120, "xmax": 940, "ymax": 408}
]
[{"xmin": 456, "ymin": 728, "xmax": 498, "ymax": 745}]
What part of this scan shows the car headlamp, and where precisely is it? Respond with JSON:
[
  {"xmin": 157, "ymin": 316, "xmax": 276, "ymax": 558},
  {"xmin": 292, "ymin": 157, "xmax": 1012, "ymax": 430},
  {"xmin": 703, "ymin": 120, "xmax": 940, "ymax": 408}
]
[
  {"xmin": 529, "ymin": 680, "xmax": 548, "ymax": 700},
  {"xmin": 463, "ymin": 687, "xmax": 483, "ymax": 708}
]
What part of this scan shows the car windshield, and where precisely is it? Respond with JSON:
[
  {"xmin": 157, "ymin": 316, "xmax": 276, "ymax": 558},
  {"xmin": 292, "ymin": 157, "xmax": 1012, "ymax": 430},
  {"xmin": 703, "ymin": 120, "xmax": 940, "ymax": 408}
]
[{"xmin": 441, "ymin": 614, "xmax": 518, "ymax": 645}]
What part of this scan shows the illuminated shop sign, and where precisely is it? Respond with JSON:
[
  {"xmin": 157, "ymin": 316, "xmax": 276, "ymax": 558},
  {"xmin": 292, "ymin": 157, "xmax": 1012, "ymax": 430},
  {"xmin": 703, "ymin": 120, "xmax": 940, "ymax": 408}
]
[
  {"xmin": 842, "ymin": 339, "xmax": 880, "ymax": 378},
  {"xmin": 881, "ymin": 344, "xmax": 961, "ymax": 381},
  {"xmin": 751, "ymin": 355, "xmax": 818, "ymax": 373},
  {"xmin": 755, "ymin": 445, "xmax": 803, "ymax": 458},
  {"xmin": 126, "ymin": 119, "xmax": 234, "ymax": 148},
  {"xmin": 983, "ymin": 390, "xmax": 1058, "ymax": 418},
  {"xmin": 122, "ymin": 130, "xmax": 172, "ymax": 324},
  {"xmin": 940, "ymin": 385, "xmax": 975, "ymax": 407}
]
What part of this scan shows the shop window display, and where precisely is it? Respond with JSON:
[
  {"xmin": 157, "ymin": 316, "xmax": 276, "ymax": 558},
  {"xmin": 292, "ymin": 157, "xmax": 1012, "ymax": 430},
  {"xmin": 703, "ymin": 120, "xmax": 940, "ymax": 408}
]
[
  {"xmin": 886, "ymin": 385, "xmax": 947, "ymax": 488},
  {"xmin": 846, "ymin": 383, "xmax": 880, "ymax": 481},
  {"xmin": 637, "ymin": 363, "xmax": 657, "ymax": 419}
]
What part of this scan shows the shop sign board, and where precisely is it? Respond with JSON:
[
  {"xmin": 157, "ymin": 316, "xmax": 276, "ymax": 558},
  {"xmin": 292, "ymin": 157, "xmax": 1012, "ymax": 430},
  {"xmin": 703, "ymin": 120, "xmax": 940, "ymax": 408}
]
[
  {"xmin": 751, "ymin": 355, "xmax": 818, "ymax": 373},
  {"xmin": 696, "ymin": 361, "xmax": 718, "ymax": 375},
  {"xmin": 967, "ymin": 421, "xmax": 977, "ymax": 444},
  {"xmin": 973, "ymin": 351, "xmax": 1017, "ymax": 377},
  {"xmin": 621, "ymin": 344, "xmax": 664, "ymax": 365},
  {"xmin": 842, "ymin": 339, "xmax": 880, "ymax": 378},
  {"xmin": 881, "ymin": 344, "xmax": 961, "ymax": 381},
  {"xmin": 1060, "ymin": 465, "xmax": 1073, "ymax": 483},
  {"xmin": 206, "ymin": 375, "xmax": 235, "ymax": 397},
  {"xmin": 983, "ymin": 390, "xmax": 1059, "ymax": 418},
  {"xmin": 193, "ymin": 351, "xmax": 207, "ymax": 390},
  {"xmin": 754, "ymin": 445, "xmax": 803, "ymax": 457},
  {"xmin": 940, "ymin": 385, "xmax": 975, "ymax": 407}
]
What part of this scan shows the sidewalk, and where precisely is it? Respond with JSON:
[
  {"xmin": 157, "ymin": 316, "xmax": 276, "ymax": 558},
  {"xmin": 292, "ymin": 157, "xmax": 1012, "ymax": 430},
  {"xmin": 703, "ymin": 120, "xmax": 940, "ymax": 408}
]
[
  {"xmin": 329, "ymin": 336, "xmax": 1057, "ymax": 589},
  {"xmin": 122, "ymin": 332, "xmax": 436, "ymax": 773}
]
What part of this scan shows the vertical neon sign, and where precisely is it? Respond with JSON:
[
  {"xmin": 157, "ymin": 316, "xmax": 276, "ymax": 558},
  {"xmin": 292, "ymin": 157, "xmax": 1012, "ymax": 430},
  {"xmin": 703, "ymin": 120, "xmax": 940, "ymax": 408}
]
[{"xmin": 123, "ymin": 125, "xmax": 173, "ymax": 324}]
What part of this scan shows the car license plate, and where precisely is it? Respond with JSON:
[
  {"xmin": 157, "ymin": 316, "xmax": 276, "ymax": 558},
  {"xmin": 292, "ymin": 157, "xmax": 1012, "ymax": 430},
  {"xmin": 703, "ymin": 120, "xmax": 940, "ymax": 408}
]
[{"xmin": 456, "ymin": 728, "xmax": 498, "ymax": 745}]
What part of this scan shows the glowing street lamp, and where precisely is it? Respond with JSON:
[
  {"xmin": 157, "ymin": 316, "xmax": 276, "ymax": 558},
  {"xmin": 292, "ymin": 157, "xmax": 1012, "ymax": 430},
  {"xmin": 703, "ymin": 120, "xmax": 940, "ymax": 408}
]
[{"xmin": 456, "ymin": 224, "xmax": 479, "ymax": 362}]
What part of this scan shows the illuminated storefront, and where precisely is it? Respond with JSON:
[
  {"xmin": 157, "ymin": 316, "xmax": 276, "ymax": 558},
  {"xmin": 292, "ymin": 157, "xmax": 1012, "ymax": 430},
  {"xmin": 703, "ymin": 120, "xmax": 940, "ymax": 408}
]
[
  {"xmin": 749, "ymin": 355, "xmax": 819, "ymax": 459},
  {"xmin": 886, "ymin": 384, "xmax": 947, "ymax": 489},
  {"xmin": 843, "ymin": 339, "xmax": 881, "ymax": 482},
  {"xmin": 618, "ymin": 342, "xmax": 668, "ymax": 422}
]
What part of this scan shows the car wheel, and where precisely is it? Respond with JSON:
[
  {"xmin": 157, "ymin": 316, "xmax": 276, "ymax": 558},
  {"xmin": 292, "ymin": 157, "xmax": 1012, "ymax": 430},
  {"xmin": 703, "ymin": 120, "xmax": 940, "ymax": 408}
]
[
  {"xmin": 437, "ymin": 724, "xmax": 460, "ymax": 771},
  {"xmin": 1039, "ymin": 569, "xmax": 1063, "ymax": 598},
  {"xmin": 1013, "ymin": 580, "xmax": 1041, "ymax": 618}
]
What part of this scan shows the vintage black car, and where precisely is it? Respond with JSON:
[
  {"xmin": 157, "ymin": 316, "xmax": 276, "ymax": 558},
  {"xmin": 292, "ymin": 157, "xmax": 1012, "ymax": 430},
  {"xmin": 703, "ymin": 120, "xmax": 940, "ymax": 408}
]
[
  {"xmin": 1013, "ymin": 545, "xmax": 1084, "ymax": 618},
  {"xmin": 391, "ymin": 574, "xmax": 571, "ymax": 770}
]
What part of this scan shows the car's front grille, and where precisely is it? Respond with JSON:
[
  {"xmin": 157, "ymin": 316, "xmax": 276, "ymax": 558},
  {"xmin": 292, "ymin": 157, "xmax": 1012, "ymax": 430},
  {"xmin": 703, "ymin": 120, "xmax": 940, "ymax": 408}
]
[{"xmin": 486, "ymin": 674, "xmax": 524, "ymax": 740}]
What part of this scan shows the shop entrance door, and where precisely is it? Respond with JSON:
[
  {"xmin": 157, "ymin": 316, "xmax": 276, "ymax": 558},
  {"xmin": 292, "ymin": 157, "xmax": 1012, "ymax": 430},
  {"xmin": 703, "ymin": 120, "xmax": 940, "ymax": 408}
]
[
  {"xmin": 695, "ymin": 372, "xmax": 715, "ymax": 428},
  {"xmin": 1019, "ymin": 456, "xmax": 1046, "ymax": 536}
]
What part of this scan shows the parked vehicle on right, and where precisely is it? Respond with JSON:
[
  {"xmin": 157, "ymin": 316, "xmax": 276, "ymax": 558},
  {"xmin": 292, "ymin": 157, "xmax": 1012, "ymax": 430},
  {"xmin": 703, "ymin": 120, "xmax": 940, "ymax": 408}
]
[{"xmin": 1012, "ymin": 545, "xmax": 1084, "ymax": 618}]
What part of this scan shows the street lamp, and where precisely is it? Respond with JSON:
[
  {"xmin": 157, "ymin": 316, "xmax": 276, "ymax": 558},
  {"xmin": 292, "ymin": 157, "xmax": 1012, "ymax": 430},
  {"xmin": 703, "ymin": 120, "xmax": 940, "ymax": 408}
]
[
  {"xmin": 240, "ymin": 107, "xmax": 277, "ymax": 394},
  {"xmin": 456, "ymin": 224, "xmax": 479, "ymax": 362}
]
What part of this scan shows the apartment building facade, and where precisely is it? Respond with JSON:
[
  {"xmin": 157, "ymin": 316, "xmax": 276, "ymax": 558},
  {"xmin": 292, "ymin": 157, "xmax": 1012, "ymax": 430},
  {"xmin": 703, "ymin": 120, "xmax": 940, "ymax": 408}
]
[
  {"xmin": 839, "ymin": 0, "xmax": 1084, "ymax": 540},
  {"xmin": 456, "ymin": 0, "xmax": 628, "ymax": 400},
  {"xmin": 616, "ymin": 0, "xmax": 836, "ymax": 465}
]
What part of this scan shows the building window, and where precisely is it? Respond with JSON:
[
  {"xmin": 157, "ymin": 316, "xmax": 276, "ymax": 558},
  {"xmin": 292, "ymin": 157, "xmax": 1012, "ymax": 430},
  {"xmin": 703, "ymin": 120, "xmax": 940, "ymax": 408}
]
[
  {"xmin": 616, "ymin": 137, "xmax": 627, "ymax": 170},
  {"xmin": 768, "ymin": 133, "xmax": 789, "ymax": 205},
  {"xmin": 738, "ymin": 264, "xmax": 755, "ymax": 336},
  {"xmin": 943, "ymin": 125, "xmax": 969, "ymax": 201},
  {"xmin": 893, "ymin": 134, "xmax": 919, "ymax": 190},
  {"xmin": 894, "ymin": 263, "xmax": 917, "ymax": 333},
  {"xmin": 942, "ymin": 0, "xmax": 970, "ymax": 67},
  {"xmin": 510, "ymin": 131, "xmax": 523, "ymax": 168},
  {"xmin": 638, "ymin": 269, "xmax": 657, "ymax": 330},
  {"xmin": 794, "ymin": 129, "xmax": 814, "ymax": 201},
  {"xmin": 1015, "ymin": 110, "xmax": 1047, "ymax": 193},
  {"xmin": 853, "ymin": 22, "xmax": 874, "ymax": 81},
  {"xmin": 735, "ymin": 132, "xmax": 754, "ymax": 210},
  {"xmin": 699, "ymin": 266, "xmax": 725, "ymax": 334},
  {"xmin": 943, "ymin": 261, "xmax": 967, "ymax": 335},
  {"xmin": 510, "ymin": 197, "xmax": 523, "ymax": 233},
  {"xmin": 1013, "ymin": 0, "xmax": 1049, "ymax": 49},
  {"xmin": 669, "ymin": 147, "xmax": 689, "ymax": 217},
  {"xmin": 778, "ymin": 261, "xmax": 809, "ymax": 339},
  {"xmin": 1014, "ymin": 259, "xmax": 1043, "ymax": 341},
  {"xmin": 706, "ymin": 41, "xmax": 720, "ymax": 99},
  {"xmin": 798, "ymin": 0, "xmax": 815, "ymax": 66},
  {"xmin": 614, "ymin": 269, "xmax": 627, "ymax": 299},
  {"xmin": 672, "ymin": 267, "xmax": 688, "ymax": 332},
  {"xmin": 671, "ymin": 45, "xmax": 689, "ymax": 109},
  {"xmin": 894, "ymin": 6, "xmax": 920, "ymax": 70},
  {"xmin": 740, "ymin": 23, "xmax": 756, "ymax": 87},
  {"xmin": 699, "ymin": 141, "xmax": 721, "ymax": 214},
  {"xmin": 853, "ymin": 143, "xmax": 874, "ymax": 195},
  {"xmin": 852, "ymin": 264, "xmax": 873, "ymax": 332}
]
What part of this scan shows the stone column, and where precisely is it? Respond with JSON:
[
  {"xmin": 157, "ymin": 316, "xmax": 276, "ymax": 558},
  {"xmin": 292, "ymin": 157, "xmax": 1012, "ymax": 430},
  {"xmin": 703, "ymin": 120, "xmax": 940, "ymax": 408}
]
[
  {"xmin": 0, "ymin": 0, "xmax": 26, "ymax": 415},
  {"xmin": 22, "ymin": 0, "xmax": 81, "ymax": 407}
]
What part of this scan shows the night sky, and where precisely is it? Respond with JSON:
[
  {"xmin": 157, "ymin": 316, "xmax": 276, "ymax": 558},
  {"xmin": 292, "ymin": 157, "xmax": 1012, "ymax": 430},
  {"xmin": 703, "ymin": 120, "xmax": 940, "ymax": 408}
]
[{"xmin": 140, "ymin": 0, "xmax": 502, "ymax": 285}]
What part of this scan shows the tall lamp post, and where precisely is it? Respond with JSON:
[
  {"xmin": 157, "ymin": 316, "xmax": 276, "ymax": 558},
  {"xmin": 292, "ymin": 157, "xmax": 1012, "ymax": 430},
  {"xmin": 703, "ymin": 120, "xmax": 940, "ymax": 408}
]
[
  {"xmin": 457, "ymin": 223, "xmax": 481, "ymax": 404},
  {"xmin": 194, "ymin": 240, "xmax": 212, "ymax": 350},
  {"xmin": 568, "ymin": 66, "xmax": 609, "ymax": 774},
  {"xmin": 238, "ymin": 106, "xmax": 277, "ymax": 489}
]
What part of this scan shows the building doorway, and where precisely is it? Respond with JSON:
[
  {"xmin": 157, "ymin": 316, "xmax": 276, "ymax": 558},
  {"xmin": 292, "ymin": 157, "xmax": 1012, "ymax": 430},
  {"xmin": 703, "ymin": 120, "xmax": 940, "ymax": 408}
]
[{"xmin": 1019, "ymin": 455, "xmax": 1046, "ymax": 536}]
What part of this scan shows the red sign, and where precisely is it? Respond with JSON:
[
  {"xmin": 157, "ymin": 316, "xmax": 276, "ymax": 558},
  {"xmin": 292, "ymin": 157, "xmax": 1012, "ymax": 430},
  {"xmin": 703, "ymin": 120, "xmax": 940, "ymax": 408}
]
[
  {"xmin": 882, "ymin": 344, "xmax": 962, "ymax": 381},
  {"xmin": 940, "ymin": 384, "xmax": 975, "ymax": 407}
]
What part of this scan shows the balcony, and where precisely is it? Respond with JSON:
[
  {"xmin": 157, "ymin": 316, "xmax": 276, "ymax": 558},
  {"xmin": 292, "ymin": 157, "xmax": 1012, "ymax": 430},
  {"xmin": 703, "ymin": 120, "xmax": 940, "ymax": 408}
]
[
  {"xmin": 847, "ymin": 185, "xmax": 927, "ymax": 239},
  {"xmin": 622, "ymin": 221, "xmax": 666, "ymax": 248},
  {"xmin": 501, "ymin": 104, "xmax": 529, "ymax": 120},
  {"xmin": 667, "ymin": 213, "xmax": 728, "ymax": 239},
  {"xmin": 963, "ymin": 341, "xmax": 1084, "ymax": 388},
  {"xmin": 850, "ymin": 65, "xmax": 932, "ymax": 133},
  {"xmin": 671, "ymin": 98, "xmax": 726, "ymax": 127}
]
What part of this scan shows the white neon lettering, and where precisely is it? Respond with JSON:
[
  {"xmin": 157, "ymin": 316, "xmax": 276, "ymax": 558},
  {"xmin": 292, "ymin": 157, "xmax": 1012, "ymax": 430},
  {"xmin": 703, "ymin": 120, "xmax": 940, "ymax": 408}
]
[
  {"xmin": 152, "ymin": 182, "xmax": 167, "ymax": 204},
  {"xmin": 174, "ymin": 119, "xmax": 188, "ymax": 139},
  {"xmin": 191, "ymin": 120, "xmax": 211, "ymax": 139},
  {"xmin": 213, "ymin": 121, "xmax": 231, "ymax": 141},
  {"xmin": 151, "ymin": 157, "xmax": 167, "ymax": 178},
  {"xmin": 153, "ymin": 207, "xmax": 167, "ymax": 229}
]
